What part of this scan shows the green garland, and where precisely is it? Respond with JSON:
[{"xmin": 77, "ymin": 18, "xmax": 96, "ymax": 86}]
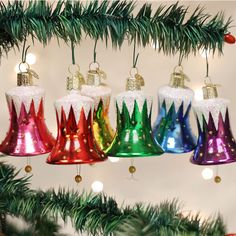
[
  {"xmin": 0, "ymin": 1, "xmax": 232, "ymax": 56},
  {"xmin": 0, "ymin": 163, "xmax": 226, "ymax": 235}
]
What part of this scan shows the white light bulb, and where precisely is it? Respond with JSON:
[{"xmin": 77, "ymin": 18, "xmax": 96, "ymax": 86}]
[
  {"xmin": 201, "ymin": 168, "xmax": 213, "ymax": 180},
  {"xmin": 26, "ymin": 53, "xmax": 36, "ymax": 65},
  {"xmin": 108, "ymin": 157, "xmax": 120, "ymax": 163},
  {"xmin": 91, "ymin": 181, "xmax": 104, "ymax": 193},
  {"xmin": 199, "ymin": 48, "xmax": 210, "ymax": 58},
  {"xmin": 151, "ymin": 40, "xmax": 159, "ymax": 49},
  {"xmin": 194, "ymin": 88, "xmax": 203, "ymax": 101}
]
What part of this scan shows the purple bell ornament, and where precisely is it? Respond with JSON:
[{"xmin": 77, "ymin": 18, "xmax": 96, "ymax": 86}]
[{"xmin": 191, "ymin": 80, "xmax": 236, "ymax": 165}]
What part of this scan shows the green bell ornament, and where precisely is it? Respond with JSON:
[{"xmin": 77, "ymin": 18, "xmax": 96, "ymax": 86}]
[{"xmin": 106, "ymin": 68, "xmax": 164, "ymax": 157}]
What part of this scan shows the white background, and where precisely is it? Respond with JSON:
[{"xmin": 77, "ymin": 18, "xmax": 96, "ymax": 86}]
[{"xmin": 1, "ymin": 1, "xmax": 236, "ymax": 235}]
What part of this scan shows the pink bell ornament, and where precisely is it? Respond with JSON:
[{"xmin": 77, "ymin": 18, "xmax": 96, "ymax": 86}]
[
  {"xmin": 0, "ymin": 64, "xmax": 55, "ymax": 156},
  {"xmin": 191, "ymin": 80, "xmax": 236, "ymax": 165}
]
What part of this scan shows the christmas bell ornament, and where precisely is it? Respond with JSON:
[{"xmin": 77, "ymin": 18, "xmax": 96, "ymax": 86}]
[
  {"xmin": 106, "ymin": 68, "xmax": 164, "ymax": 157},
  {"xmin": 191, "ymin": 78, "xmax": 236, "ymax": 165},
  {"xmin": 0, "ymin": 63, "xmax": 55, "ymax": 156},
  {"xmin": 81, "ymin": 62, "xmax": 114, "ymax": 151},
  {"xmin": 47, "ymin": 64, "xmax": 107, "ymax": 165},
  {"xmin": 152, "ymin": 66, "xmax": 197, "ymax": 153}
]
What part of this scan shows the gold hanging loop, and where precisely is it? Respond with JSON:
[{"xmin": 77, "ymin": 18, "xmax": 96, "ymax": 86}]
[
  {"xmin": 129, "ymin": 67, "xmax": 145, "ymax": 87},
  {"xmin": 67, "ymin": 64, "xmax": 85, "ymax": 90},
  {"xmin": 126, "ymin": 67, "xmax": 144, "ymax": 91},
  {"xmin": 18, "ymin": 62, "xmax": 30, "ymax": 73},
  {"xmin": 68, "ymin": 63, "xmax": 80, "ymax": 76},
  {"xmin": 87, "ymin": 61, "xmax": 107, "ymax": 86},
  {"xmin": 17, "ymin": 62, "xmax": 39, "ymax": 86},
  {"xmin": 129, "ymin": 67, "xmax": 138, "ymax": 78},
  {"xmin": 89, "ymin": 61, "xmax": 100, "ymax": 71}
]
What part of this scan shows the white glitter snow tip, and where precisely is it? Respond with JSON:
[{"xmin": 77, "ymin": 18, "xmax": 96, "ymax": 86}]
[
  {"xmin": 158, "ymin": 85, "xmax": 194, "ymax": 115},
  {"xmin": 81, "ymin": 84, "xmax": 111, "ymax": 109},
  {"xmin": 6, "ymin": 86, "xmax": 45, "ymax": 117},
  {"xmin": 116, "ymin": 91, "xmax": 152, "ymax": 117},
  {"xmin": 193, "ymin": 98, "xmax": 229, "ymax": 130},
  {"xmin": 55, "ymin": 90, "xmax": 94, "ymax": 121}
]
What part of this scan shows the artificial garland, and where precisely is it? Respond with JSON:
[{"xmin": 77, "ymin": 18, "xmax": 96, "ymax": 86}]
[
  {"xmin": 0, "ymin": 162, "xmax": 226, "ymax": 235},
  {"xmin": 0, "ymin": 0, "xmax": 232, "ymax": 56}
]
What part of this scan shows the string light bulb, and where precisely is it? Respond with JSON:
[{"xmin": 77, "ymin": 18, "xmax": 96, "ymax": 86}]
[
  {"xmin": 108, "ymin": 157, "xmax": 120, "ymax": 163},
  {"xmin": 26, "ymin": 53, "xmax": 37, "ymax": 65},
  {"xmin": 91, "ymin": 181, "xmax": 104, "ymax": 193},
  {"xmin": 201, "ymin": 168, "xmax": 213, "ymax": 180},
  {"xmin": 194, "ymin": 88, "xmax": 203, "ymax": 101}
]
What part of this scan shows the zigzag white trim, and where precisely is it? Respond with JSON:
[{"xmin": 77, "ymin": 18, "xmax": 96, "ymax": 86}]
[
  {"xmin": 55, "ymin": 90, "xmax": 94, "ymax": 121},
  {"xmin": 6, "ymin": 86, "xmax": 44, "ymax": 117},
  {"xmin": 193, "ymin": 98, "xmax": 229, "ymax": 130},
  {"xmin": 158, "ymin": 85, "xmax": 194, "ymax": 115},
  {"xmin": 116, "ymin": 91, "xmax": 152, "ymax": 117},
  {"xmin": 81, "ymin": 84, "xmax": 111, "ymax": 110}
]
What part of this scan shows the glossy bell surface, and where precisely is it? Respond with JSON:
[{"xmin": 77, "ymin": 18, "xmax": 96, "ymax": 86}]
[
  {"xmin": 106, "ymin": 90, "xmax": 164, "ymax": 157},
  {"xmin": 0, "ymin": 86, "xmax": 55, "ymax": 156},
  {"xmin": 47, "ymin": 91, "xmax": 107, "ymax": 164},
  {"xmin": 191, "ymin": 98, "xmax": 236, "ymax": 165},
  {"xmin": 153, "ymin": 85, "xmax": 196, "ymax": 153},
  {"xmin": 81, "ymin": 84, "xmax": 114, "ymax": 151}
]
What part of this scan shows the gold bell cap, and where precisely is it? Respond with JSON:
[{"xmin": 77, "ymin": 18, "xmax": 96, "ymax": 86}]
[{"xmin": 202, "ymin": 77, "xmax": 220, "ymax": 99}]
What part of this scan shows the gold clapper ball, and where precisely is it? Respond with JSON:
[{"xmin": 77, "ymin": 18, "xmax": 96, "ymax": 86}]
[
  {"xmin": 25, "ymin": 165, "xmax": 32, "ymax": 173},
  {"xmin": 129, "ymin": 165, "xmax": 136, "ymax": 174},
  {"xmin": 75, "ymin": 175, "xmax": 82, "ymax": 183},
  {"xmin": 214, "ymin": 176, "xmax": 221, "ymax": 184}
]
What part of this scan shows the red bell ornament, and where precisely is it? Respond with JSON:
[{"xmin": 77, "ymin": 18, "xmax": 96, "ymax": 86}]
[
  {"xmin": 0, "ymin": 67, "xmax": 55, "ymax": 156},
  {"xmin": 47, "ymin": 67, "xmax": 107, "ymax": 165}
]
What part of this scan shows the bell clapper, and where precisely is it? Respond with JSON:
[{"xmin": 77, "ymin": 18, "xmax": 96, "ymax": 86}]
[
  {"xmin": 25, "ymin": 157, "xmax": 32, "ymax": 174},
  {"xmin": 129, "ymin": 159, "xmax": 136, "ymax": 180},
  {"xmin": 75, "ymin": 164, "xmax": 82, "ymax": 184},
  {"xmin": 214, "ymin": 166, "xmax": 221, "ymax": 184}
]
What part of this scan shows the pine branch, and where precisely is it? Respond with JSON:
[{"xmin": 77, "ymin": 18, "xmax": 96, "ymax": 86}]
[
  {"xmin": 0, "ymin": 1, "xmax": 231, "ymax": 56},
  {"xmin": 0, "ymin": 163, "xmax": 226, "ymax": 236},
  {"xmin": 5, "ymin": 218, "xmax": 64, "ymax": 236}
]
